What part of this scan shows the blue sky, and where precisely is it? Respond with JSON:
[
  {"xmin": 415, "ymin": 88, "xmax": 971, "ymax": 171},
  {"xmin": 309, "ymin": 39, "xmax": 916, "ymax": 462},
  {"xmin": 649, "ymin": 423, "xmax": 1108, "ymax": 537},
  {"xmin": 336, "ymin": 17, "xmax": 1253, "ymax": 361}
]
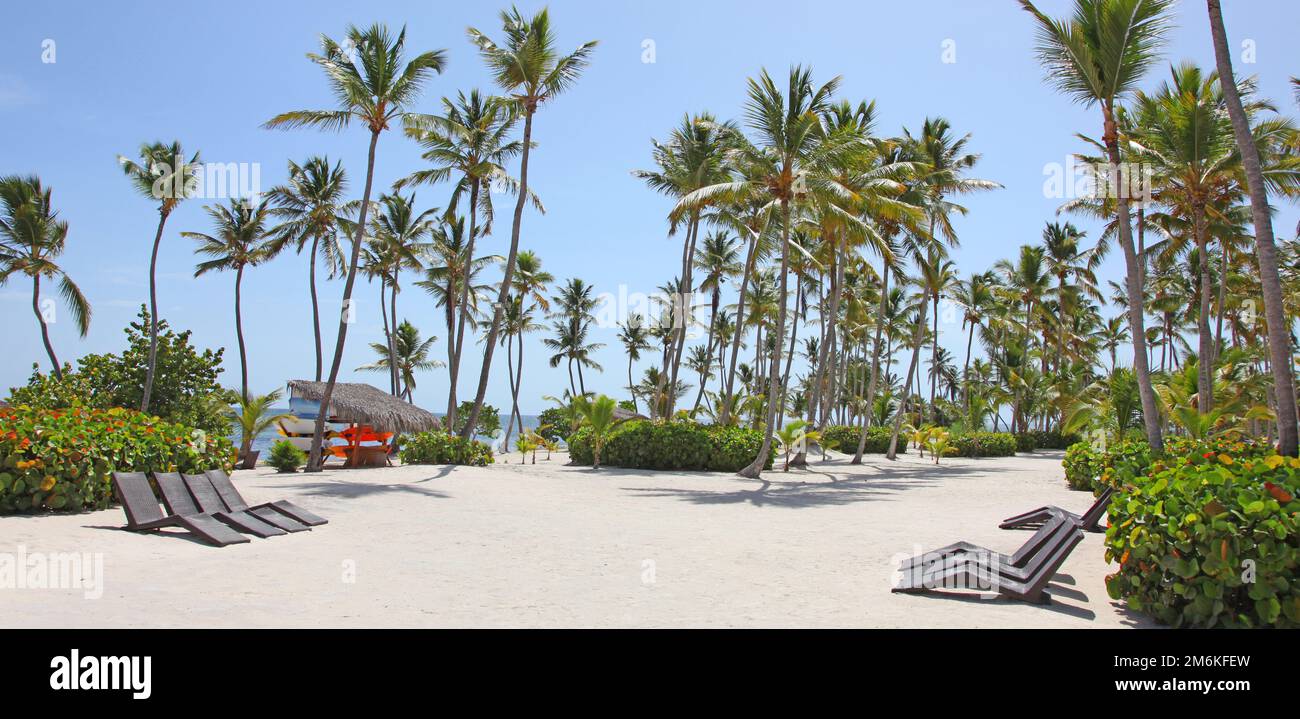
[{"xmin": 2, "ymin": 0, "xmax": 1297, "ymax": 414}]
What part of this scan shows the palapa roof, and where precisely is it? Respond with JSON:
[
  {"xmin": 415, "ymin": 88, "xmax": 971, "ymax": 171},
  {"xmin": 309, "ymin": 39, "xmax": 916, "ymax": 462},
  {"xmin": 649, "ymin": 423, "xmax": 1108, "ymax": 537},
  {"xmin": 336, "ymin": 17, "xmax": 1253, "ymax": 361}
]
[{"xmin": 286, "ymin": 381, "xmax": 440, "ymax": 433}]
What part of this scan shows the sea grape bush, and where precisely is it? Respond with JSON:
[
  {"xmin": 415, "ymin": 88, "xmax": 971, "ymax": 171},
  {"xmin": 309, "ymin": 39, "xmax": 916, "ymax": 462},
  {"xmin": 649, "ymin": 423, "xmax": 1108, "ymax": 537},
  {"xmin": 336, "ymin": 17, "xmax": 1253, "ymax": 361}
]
[
  {"xmin": 400, "ymin": 430, "xmax": 494, "ymax": 467},
  {"xmin": 0, "ymin": 405, "xmax": 234, "ymax": 514},
  {"xmin": 567, "ymin": 420, "xmax": 773, "ymax": 472}
]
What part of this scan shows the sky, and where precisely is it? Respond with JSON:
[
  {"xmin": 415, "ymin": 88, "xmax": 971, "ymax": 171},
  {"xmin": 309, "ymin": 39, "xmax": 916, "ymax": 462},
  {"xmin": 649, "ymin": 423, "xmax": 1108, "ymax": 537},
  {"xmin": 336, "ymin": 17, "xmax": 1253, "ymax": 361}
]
[{"xmin": 2, "ymin": 0, "xmax": 1298, "ymax": 415}]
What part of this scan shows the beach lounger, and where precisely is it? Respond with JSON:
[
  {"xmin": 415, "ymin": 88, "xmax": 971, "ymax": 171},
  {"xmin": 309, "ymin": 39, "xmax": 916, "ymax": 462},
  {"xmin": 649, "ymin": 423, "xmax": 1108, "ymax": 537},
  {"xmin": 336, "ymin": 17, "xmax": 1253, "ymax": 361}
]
[
  {"xmin": 897, "ymin": 514, "xmax": 1067, "ymax": 572},
  {"xmin": 110, "ymin": 471, "xmax": 249, "ymax": 547},
  {"xmin": 893, "ymin": 521, "xmax": 1084, "ymax": 604},
  {"xmin": 180, "ymin": 473, "xmax": 289, "ymax": 538},
  {"xmin": 204, "ymin": 469, "xmax": 327, "ymax": 527},
  {"xmin": 1000, "ymin": 486, "xmax": 1113, "ymax": 532}
]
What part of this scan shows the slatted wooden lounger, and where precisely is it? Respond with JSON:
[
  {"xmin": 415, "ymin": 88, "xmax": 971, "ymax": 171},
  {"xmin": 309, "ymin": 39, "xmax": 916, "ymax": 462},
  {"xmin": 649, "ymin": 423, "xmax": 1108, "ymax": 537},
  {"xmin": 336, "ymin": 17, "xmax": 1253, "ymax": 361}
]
[
  {"xmin": 111, "ymin": 471, "xmax": 249, "ymax": 547},
  {"xmin": 205, "ymin": 469, "xmax": 327, "ymax": 527},
  {"xmin": 1000, "ymin": 486, "xmax": 1113, "ymax": 532},
  {"xmin": 893, "ymin": 519, "xmax": 1084, "ymax": 604},
  {"xmin": 897, "ymin": 514, "xmax": 1067, "ymax": 572},
  {"xmin": 178, "ymin": 473, "xmax": 291, "ymax": 538}
]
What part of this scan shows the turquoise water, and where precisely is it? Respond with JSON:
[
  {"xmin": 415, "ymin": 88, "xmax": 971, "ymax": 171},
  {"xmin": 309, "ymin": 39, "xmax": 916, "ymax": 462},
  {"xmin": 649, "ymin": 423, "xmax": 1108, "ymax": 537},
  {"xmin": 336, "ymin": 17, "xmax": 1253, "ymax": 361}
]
[{"xmin": 242, "ymin": 410, "xmax": 542, "ymax": 454}]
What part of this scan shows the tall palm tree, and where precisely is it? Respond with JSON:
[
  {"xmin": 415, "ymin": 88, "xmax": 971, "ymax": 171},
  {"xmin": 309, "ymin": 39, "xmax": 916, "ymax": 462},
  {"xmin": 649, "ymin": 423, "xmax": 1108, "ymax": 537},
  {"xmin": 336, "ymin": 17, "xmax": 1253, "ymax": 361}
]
[
  {"xmin": 368, "ymin": 190, "xmax": 437, "ymax": 396},
  {"xmin": 0, "ymin": 176, "xmax": 91, "ymax": 378},
  {"xmin": 183, "ymin": 199, "xmax": 279, "ymax": 402},
  {"xmin": 501, "ymin": 296, "xmax": 543, "ymax": 449},
  {"xmin": 418, "ymin": 213, "xmax": 501, "ymax": 381},
  {"xmin": 679, "ymin": 65, "xmax": 843, "ymax": 478},
  {"xmin": 617, "ymin": 316, "xmax": 652, "ymax": 413},
  {"xmin": 267, "ymin": 156, "xmax": 348, "ymax": 382},
  {"xmin": 1020, "ymin": 0, "xmax": 1174, "ymax": 451},
  {"xmin": 461, "ymin": 7, "xmax": 598, "ymax": 440},
  {"xmin": 402, "ymin": 89, "xmax": 530, "ymax": 427},
  {"xmin": 356, "ymin": 320, "xmax": 442, "ymax": 402},
  {"xmin": 689, "ymin": 230, "xmax": 743, "ymax": 412},
  {"xmin": 1206, "ymin": 0, "xmax": 1300, "ymax": 455},
  {"xmin": 118, "ymin": 141, "xmax": 201, "ymax": 411},
  {"xmin": 264, "ymin": 22, "xmax": 447, "ymax": 469}
]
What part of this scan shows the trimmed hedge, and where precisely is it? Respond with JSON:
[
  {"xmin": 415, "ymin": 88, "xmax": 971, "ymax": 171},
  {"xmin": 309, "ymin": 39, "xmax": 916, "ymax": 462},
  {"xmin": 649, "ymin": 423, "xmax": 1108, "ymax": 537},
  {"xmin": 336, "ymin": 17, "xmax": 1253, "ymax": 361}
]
[
  {"xmin": 400, "ymin": 430, "xmax": 494, "ymax": 466},
  {"xmin": 949, "ymin": 432, "xmax": 1016, "ymax": 458},
  {"xmin": 1105, "ymin": 451, "xmax": 1300, "ymax": 628},
  {"xmin": 0, "ymin": 405, "xmax": 235, "ymax": 514},
  {"xmin": 567, "ymin": 420, "xmax": 774, "ymax": 472},
  {"xmin": 820, "ymin": 425, "xmax": 906, "ymax": 454},
  {"xmin": 1016, "ymin": 430, "xmax": 1081, "ymax": 452}
]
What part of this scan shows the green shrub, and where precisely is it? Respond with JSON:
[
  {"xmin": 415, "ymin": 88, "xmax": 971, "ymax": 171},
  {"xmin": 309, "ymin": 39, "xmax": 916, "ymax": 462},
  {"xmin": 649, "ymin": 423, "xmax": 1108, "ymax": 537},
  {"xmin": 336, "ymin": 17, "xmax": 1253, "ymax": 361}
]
[
  {"xmin": 266, "ymin": 440, "xmax": 305, "ymax": 473},
  {"xmin": 450, "ymin": 401, "xmax": 501, "ymax": 439},
  {"xmin": 820, "ymin": 425, "xmax": 905, "ymax": 454},
  {"xmin": 535, "ymin": 407, "xmax": 570, "ymax": 444},
  {"xmin": 399, "ymin": 430, "xmax": 494, "ymax": 466},
  {"xmin": 1015, "ymin": 433, "xmax": 1037, "ymax": 453},
  {"xmin": 1063, "ymin": 435, "xmax": 1273, "ymax": 494},
  {"xmin": 1063, "ymin": 440, "xmax": 1107, "ymax": 492},
  {"xmin": 949, "ymin": 432, "xmax": 1016, "ymax": 458},
  {"xmin": 567, "ymin": 420, "xmax": 773, "ymax": 472},
  {"xmin": 1028, "ymin": 429, "xmax": 1081, "ymax": 450},
  {"xmin": 0, "ymin": 405, "xmax": 235, "ymax": 514},
  {"xmin": 1105, "ymin": 451, "xmax": 1300, "ymax": 628}
]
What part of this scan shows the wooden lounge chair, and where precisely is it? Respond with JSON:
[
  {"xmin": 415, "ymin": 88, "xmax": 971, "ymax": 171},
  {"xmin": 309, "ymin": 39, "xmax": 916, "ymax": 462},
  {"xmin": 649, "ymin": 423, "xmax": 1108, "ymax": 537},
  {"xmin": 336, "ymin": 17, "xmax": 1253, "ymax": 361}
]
[
  {"xmin": 897, "ymin": 514, "xmax": 1067, "ymax": 572},
  {"xmin": 893, "ymin": 521, "xmax": 1084, "ymax": 604},
  {"xmin": 179, "ymin": 473, "xmax": 290, "ymax": 538},
  {"xmin": 204, "ymin": 469, "xmax": 326, "ymax": 527},
  {"xmin": 110, "ymin": 471, "xmax": 249, "ymax": 547},
  {"xmin": 1000, "ymin": 486, "xmax": 1113, "ymax": 532}
]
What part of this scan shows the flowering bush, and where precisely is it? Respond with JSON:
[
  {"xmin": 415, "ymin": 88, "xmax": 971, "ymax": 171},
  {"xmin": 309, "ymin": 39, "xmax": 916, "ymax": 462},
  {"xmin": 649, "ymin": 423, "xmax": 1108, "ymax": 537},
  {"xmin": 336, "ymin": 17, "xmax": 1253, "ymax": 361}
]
[
  {"xmin": 1104, "ymin": 451, "xmax": 1300, "ymax": 628},
  {"xmin": 0, "ymin": 405, "xmax": 235, "ymax": 514}
]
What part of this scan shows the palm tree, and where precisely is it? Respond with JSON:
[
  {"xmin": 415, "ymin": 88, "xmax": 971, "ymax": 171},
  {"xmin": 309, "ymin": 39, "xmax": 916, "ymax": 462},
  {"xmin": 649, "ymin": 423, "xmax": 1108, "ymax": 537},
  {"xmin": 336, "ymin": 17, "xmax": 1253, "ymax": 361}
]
[
  {"xmin": 418, "ymin": 213, "xmax": 501, "ymax": 378},
  {"xmin": 689, "ymin": 230, "xmax": 743, "ymax": 412},
  {"xmin": 356, "ymin": 320, "xmax": 442, "ymax": 402},
  {"xmin": 229, "ymin": 389, "xmax": 292, "ymax": 465},
  {"xmin": 266, "ymin": 156, "xmax": 348, "ymax": 382},
  {"xmin": 502, "ymin": 250, "xmax": 551, "ymax": 448},
  {"xmin": 0, "ymin": 176, "xmax": 91, "ymax": 377},
  {"xmin": 264, "ymin": 22, "xmax": 447, "ymax": 470},
  {"xmin": 617, "ymin": 316, "xmax": 652, "ymax": 413},
  {"xmin": 1020, "ymin": 0, "xmax": 1174, "ymax": 452},
  {"xmin": 461, "ymin": 7, "xmax": 598, "ymax": 440},
  {"xmin": 680, "ymin": 65, "xmax": 843, "ymax": 478},
  {"xmin": 402, "ymin": 89, "xmax": 530, "ymax": 427},
  {"xmin": 572, "ymin": 394, "xmax": 624, "ymax": 470},
  {"xmin": 1206, "ymin": 0, "xmax": 1300, "ymax": 455},
  {"xmin": 368, "ymin": 190, "xmax": 437, "ymax": 396},
  {"xmin": 183, "ymin": 199, "xmax": 279, "ymax": 403},
  {"xmin": 118, "ymin": 142, "xmax": 201, "ymax": 411}
]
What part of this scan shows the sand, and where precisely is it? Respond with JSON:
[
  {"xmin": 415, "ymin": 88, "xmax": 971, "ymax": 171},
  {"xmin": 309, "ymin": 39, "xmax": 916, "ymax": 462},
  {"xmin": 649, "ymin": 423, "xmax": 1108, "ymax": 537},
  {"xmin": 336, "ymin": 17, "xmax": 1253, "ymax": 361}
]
[{"xmin": 0, "ymin": 448, "xmax": 1156, "ymax": 628}]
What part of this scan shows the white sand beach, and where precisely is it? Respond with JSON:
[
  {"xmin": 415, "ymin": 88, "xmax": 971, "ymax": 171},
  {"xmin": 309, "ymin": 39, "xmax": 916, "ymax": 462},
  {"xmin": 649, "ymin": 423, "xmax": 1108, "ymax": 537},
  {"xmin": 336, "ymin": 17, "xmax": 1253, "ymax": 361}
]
[{"xmin": 1, "ymin": 450, "xmax": 1155, "ymax": 628}]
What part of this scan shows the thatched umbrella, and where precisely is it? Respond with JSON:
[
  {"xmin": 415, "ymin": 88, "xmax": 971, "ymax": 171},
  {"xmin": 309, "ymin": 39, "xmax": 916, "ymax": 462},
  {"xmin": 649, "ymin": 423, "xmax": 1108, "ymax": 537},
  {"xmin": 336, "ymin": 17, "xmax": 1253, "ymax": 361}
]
[{"xmin": 287, "ymin": 381, "xmax": 439, "ymax": 433}]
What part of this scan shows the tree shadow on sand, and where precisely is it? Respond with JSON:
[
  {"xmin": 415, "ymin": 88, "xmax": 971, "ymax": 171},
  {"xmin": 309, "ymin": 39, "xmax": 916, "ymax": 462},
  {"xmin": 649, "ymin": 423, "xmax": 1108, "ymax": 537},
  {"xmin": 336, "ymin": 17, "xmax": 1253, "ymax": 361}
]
[
  {"xmin": 287, "ymin": 480, "xmax": 451, "ymax": 500},
  {"xmin": 619, "ymin": 461, "xmax": 987, "ymax": 509}
]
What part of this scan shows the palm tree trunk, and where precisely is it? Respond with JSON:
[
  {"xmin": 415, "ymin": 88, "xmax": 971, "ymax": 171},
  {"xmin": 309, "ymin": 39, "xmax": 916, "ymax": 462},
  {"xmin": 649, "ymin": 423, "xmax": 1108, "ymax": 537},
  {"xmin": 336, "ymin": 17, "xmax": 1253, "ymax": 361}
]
[
  {"xmin": 721, "ymin": 226, "xmax": 761, "ymax": 424},
  {"xmin": 853, "ymin": 263, "xmax": 891, "ymax": 464},
  {"xmin": 815, "ymin": 251, "xmax": 845, "ymax": 431},
  {"xmin": 32, "ymin": 275, "xmax": 62, "ymax": 380},
  {"xmin": 1207, "ymin": 0, "xmax": 1298, "ymax": 455},
  {"xmin": 234, "ymin": 264, "xmax": 249, "ymax": 403},
  {"xmin": 739, "ymin": 201, "xmax": 792, "ymax": 479},
  {"xmin": 888, "ymin": 297, "xmax": 928, "ymax": 460},
  {"xmin": 308, "ymin": 233, "xmax": 323, "ymax": 382},
  {"xmin": 1194, "ymin": 209, "xmax": 1214, "ymax": 412},
  {"xmin": 447, "ymin": 178, "xmax": 481, "ymax": 430},
  {"xmin": 1214, "ymin": 238, "xmax": 1228, "ymax": 366},
  {"xmin": 627, "ymin": 356, "xmax": 638, "ymax": 413},
  {"xmin": 777, "ymin": 284, "xmax": 804, "ymax": 430},
  {"xmin": 463, "ymin": 109, "xmax": 534, "ymax": 439},
  {"xmin": 389, "ymin": 278, "xmax": 401, "ymax": 397},
  {"xmin": 1102, "ymin": 102, "xmax": 1163, "ymax": 453},
  {"xmin": 930, "ymin": 291, "xmax": 939, "ymax": 422},
  {"xmin": 504, "ymin": 332, "xmax": 517, "ymax": 450},
  {"xmin": 379, "ymin": 283, "xmax": 392, "ymax": 394},
  {"xmin": 690, "ymin": 290, "xmax": 722, "ymax": 414},
  {"xmin": 307, "ymin": 129, "xmax": 381, "ymax": 472},
  {"xmin": 140, "ymin": 210, "xmax": 169, "ymax": 411},
  {"xmin": 667, "ymin": 214, "xmax": 700, "ymax": 415}
]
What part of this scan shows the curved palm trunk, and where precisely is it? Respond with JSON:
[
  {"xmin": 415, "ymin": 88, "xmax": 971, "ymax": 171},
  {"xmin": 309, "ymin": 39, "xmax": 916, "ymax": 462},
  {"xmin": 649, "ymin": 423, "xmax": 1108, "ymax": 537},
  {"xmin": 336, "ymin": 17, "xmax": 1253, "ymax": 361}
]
[
  {"xmin": 234, "ymin": 264, "xmax": 249, "ymax": 403},
  {"xmin": 740, "ymin": 202, "xmax": 792, "ymax": 479},
  {"xmin": 463, "ymin": 110, "xmax": 534, "ymax": 439},
  {"xmin": 627, "ymin": 355, "xmax": 638, "ymax": 413},
  {"xmin": 307, "ymin": 130, "xmax": 381, "ymax": 472},
  {"xmin": 32, "ymin": 275, "xmax": 62, "ymax": 380},
  {"xmin": 140, "ymin": 211, "xmax": 169, "ymax": 411},
  {"xmin": 447, "ymin": 178, "xmax": 481, "ymax": 430},
  {"xmin": 504, "ymin": 332, "xmax": 518, "ymax": 450},
  {"xmin": 1207, "ymin": 0, "xmax": 1298, "ymax": 455},
  {"xmin": 1101, "ymin": 103, "xmax": 1163, "ymax": 452},
  {"xmin": 308, "ymin": 233, "xmax": 323, "ymax": 382}
]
